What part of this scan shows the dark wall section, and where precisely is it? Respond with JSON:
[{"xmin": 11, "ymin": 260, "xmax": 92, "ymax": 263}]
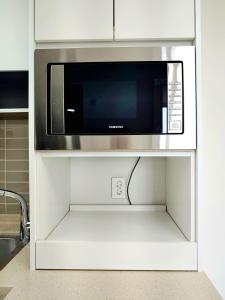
[{"xmin": 0, "ymin": 71, "xmax": 28, "ymax": 108}]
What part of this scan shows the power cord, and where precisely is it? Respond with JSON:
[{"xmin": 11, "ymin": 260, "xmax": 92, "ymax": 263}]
[{"xmin": 127, "ymin": 157, "xmax": 141, "ymax": 205}]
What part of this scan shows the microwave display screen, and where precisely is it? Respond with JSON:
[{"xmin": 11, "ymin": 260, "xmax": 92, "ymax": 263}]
[{"xmin": 47, "ymin": 61, "xmax": 183, "ymax": 135}]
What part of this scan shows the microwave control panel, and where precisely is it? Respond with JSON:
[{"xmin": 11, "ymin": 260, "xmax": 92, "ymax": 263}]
[{"xmin": 167, "ymin": 63, "xmax": 183, "ymax": 134}]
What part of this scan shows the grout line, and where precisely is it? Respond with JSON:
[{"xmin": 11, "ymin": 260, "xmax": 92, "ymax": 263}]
[
  {"xmin": 4, "ymin": 120, "xmax": 6, "ymax": 214},
  {"xmin": 0, "ymin": 140, "xmax": 28, "ymax": 143},
  {"xmin": 6, "ymin": 193, "xmax": 29, "ymax": 196},
  {"xmin": 1, "ymin": 160, "xmax": 29, "ymax": 162},
  {"xmin": 6, "ymin": 149, "xmax": 29, "ymax": 151},
  {"xmin": 0, "ymin": 148, "xmax": 29, "ymax": 151},
  {"xmin": 4, "ymin": 137, "xmax": 28, "ymax": 139},
  {"xmin": 3, "ymin": 170, "xmax": 29, "ymax": 173},
  {"xmin": 5, "ymin": 127, "xmax": 28, "ymax": 130},
  {"xmin": 5, "ymin": 124, "xmax": 28, "ymax": 126},
  {"xmin": 0, "ymin": 160, "xmax": 29, "ymax": 162},
  {"xmin": 0, "ymin": 138, "xmax": 28, "ymax": 140},
  {"xmin": 5, "ymin": 192, "xmax": 29, "ymax": 195},
  {"xmin": 5, "ymin": 149, "xmax": 29, "ymax": 151},
  {"xmin": 6, "ymin": 202, "xmax": 29, "ymax": 205},
  {"xmin": 6, "ymin": 181, "xmax": 29, "ymax": 184}
]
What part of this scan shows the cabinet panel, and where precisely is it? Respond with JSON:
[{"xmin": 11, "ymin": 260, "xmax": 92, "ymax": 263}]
[
  {"xmin": 0, "ymin": 0, "xmax": 28, "ymax": 70},
  {"xmin": 115, "ymin": 0, "xmax": 195, "ymax": 40},
  {"xmin": 35, "ymin": 0, "xmax": 113, "ymax": 41}
]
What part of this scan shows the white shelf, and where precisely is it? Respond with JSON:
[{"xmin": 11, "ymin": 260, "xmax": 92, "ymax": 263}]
[
  {"xmin": 36, "ymin": 150, "xmax": 194, "ymax": 158},
  {"xmin": 48, "ymin": 205, "xmax": 185, "ymax": 242},
  {"xmin": 36, "ymin": 205, "xmax": 197, "ymax": 270},
  {"xmin": 0, "ymin": 108, "xmax": 28, "ymax": 113}
]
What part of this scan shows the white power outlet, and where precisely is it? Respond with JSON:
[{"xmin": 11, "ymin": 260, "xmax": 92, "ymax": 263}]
[{"xmin": 111, "ymin": 177, "xmax": 126, "ymax": 199}]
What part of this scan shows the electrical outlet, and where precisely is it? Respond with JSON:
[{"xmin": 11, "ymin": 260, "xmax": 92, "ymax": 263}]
[{"xmin": 111, "ymin": 177, "xmax": 126, "ymax": 199}]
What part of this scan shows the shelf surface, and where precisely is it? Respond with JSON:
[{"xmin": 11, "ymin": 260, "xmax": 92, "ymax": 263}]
[
  {"xmin": 36, "ymin": 205, "xmax": 197, "ymax": 270},
  {"xmin": 37, "ymin": 151, "xmax": 194, "ymax": 158},
  {"xmin": 47, "ymin": 206, "xmax": 187, "ymax": 243}
]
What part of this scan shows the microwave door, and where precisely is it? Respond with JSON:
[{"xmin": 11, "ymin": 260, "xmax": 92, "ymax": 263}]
[
  {"xmin": 48, "ymin": 61, "xmax": 182, "ymax": 136},
  {"xmin": 61, "ymin": 61, "xmax": 169, "ymax": 135}
]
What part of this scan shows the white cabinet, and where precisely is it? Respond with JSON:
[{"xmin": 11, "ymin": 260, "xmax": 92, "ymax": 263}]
[
  {"xmin": 115, "ymin": 0, "xmax": 195, "ymax": 40},
  {"xmin": 34, "ymin": 154, "xmax": 197, "ymax": 270},
  {"xmin": 35, "ymin": 0, "xmax": 195, "ymax": 42},
  {"xmin": 35, "ymin": 0, "xmax": 113, "ymax": 42},
  {"xmin": 0, "ymin": 0, "xmax": 28, "ymax": 70},
  {"xmin": 198, "ymin": 0, "xmax": 225, "ymax": 297}
]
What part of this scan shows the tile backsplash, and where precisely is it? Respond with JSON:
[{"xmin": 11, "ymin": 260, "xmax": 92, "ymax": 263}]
[{"xmin": 0, "ymin": 119, "xmax": 29, "ymax": 214}]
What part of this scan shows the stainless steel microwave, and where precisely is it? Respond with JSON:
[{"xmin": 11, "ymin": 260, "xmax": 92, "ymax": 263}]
[{"xmin": 35, "ymin": 46, "xmax": 196, "ymax": 150}]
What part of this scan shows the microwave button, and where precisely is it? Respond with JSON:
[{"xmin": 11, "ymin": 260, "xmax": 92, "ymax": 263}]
[
  {"xmin": 168, "ymin": 93, "xmax": 182, "ymax": 97},
  {"xmin": 168, "ymin": 94, "xmax": 182, "ymax": 97},
  {"xmin": 169, "ymin": 104, "xmax": 182, "ymax": 110},
  {"xmin": 168, "ymin": 96, "xmax": 182, "ymax": 102},
  {"xmin": 168, "ymin": 93, "xmax": 182, "ymax": 98},
  {"xmin": 168, "ymin": 87, "xmax": 181, "ymax": 91},
  {"xmin": 168, "ymin": 82, "xmax": 182, "ymax": 86},
  {"xmin": 168, "ymin": 99, "xmax": 182, "ymax": 105},
  {"xmin": 169, "ymin": 115, "xmax": 182, "ymax": 121},
  {"xmin": 169, "ymin": 110, "xmax": 182, "ymax": 116},
  {"xmin": 169, "ymin": 121, "xmax": 181, "ymax": 130}
]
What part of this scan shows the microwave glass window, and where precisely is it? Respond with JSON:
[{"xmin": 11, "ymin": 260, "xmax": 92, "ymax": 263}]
[
  {"xmin": 83, "ymin": 80, "xmax": 137, "ymax": 119},
  {"xmin": 48, "ymin": 62, "xmax": 169, "ymax": 135}
]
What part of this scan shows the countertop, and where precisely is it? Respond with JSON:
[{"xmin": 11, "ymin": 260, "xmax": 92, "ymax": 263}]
[{"xmin": 0, "ymin": 245, "xmax": 222, "ymax": 300}]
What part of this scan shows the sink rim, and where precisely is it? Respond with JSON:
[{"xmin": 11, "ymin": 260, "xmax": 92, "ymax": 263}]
[{"xmin": 0, "ymin": 236, "xmax": 26, "ymax": 271}]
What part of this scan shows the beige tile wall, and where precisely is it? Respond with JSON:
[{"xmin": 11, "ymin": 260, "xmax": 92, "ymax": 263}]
[{"xmin": 0, "ymin": 119, "xmax": 29, "ymax": 214}]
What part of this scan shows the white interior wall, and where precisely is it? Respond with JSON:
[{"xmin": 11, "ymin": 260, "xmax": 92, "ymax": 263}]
[
  {"xmin": 36, "ymin": 157, "xmax": 71, "ymax": 239},
  {"xmin": 70, "ymin": 157, "xmax": 166, "ymax": 205},
  {"xmin": 198, "ymin": 0, "xmax": 225, "ymax": 297},
  {"xmin": 166, "ymin": 157, "xmax": 195, "ymax": 241},
  {"xmin": 36, "ymin": 155, "xmax": 193, "ymax": 241}
]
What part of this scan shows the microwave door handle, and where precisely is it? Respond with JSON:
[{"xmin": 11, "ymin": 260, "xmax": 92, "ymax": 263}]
[{"xmin": 50, "ymin": 65, "xmax": 65, "ymax": 134}]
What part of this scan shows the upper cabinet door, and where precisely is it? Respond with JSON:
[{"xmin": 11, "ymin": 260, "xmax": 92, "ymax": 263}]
[
  {"xmin": 115, "ymin": 0, "xmax": 195, "ymax": 40},
  {"xmin": 0, "ymin": 0, "xmax": 28, "ymax": 70},
  {"xmin": 35, "ymin": 0, "xmax": 113, "ymax": 42}
]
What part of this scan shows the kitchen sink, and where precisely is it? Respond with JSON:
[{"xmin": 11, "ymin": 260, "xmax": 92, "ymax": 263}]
[
  {"xmin": 0, "ymin": 236, "xmax": 25, "ymax": 270},
  {"xmin": 0, "ymin": 190, "xmax": 30, "ymax": 271}
]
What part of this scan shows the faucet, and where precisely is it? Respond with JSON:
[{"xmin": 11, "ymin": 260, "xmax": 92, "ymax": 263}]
[{"xmin": 0, "ymin": 189, "xmax": 30, "ymax": 244}]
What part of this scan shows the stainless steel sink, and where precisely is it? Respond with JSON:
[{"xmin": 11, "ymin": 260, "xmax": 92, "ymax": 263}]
[
  {"xmin": 0, "ymin": 190, "xmax": 30, "ymax": 270},
  {"xmin": 0, "ymin": 236, "xmax": 24, "ymax": 270}
]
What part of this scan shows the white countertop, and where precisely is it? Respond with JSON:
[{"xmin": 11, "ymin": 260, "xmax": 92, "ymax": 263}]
[{"xmin": 0, "ymin": 245, "xmax": 222, "ymax": 300}]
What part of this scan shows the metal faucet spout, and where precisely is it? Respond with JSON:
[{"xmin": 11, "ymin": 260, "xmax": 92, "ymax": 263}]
[{"xmin": 0, "ymin": 189, "xmax": 30, "ymax": 243}]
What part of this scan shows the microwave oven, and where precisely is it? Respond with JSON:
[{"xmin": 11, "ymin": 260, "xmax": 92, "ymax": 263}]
[{"xmin": 35, "ymin": 47, "xmax": 196, "ymax": 150}]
